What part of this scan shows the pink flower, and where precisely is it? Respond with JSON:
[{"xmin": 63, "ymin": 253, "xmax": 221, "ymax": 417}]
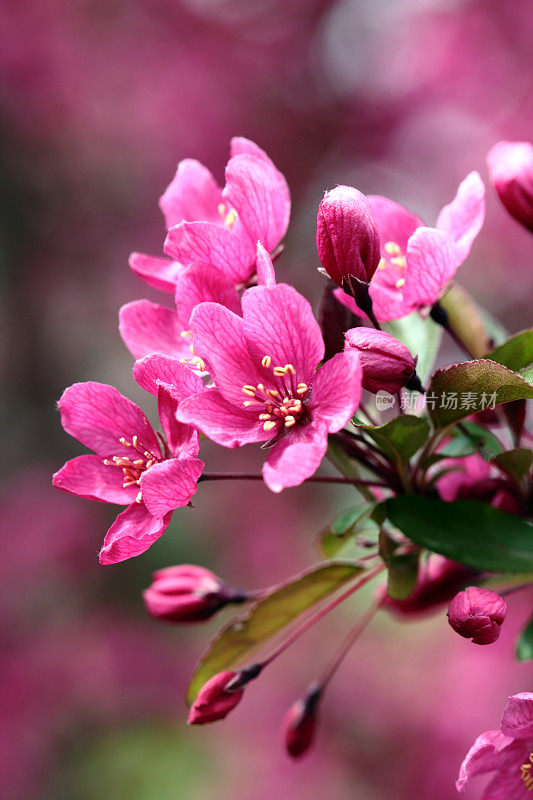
[
  {"xmin": 316, "ymin": 186, "xmax": 381, "ymax": 287},
  {"xmin": 335, "ymin": 172, "xmax": 485, "ymax": 321},
  {"xmin": 53, "ymin": 372, "xmax": 205, "ymax": 564},
  {"xmin": 457, "ymin": 692, "xmax": 533, "ymax": 797},
  {"xmin": 344, "ymin": 327, "xmax": 417, "ymax": 394},
  {"xmin": 187, "ymin": 665, "xmax": 262, "ymax": 725},
  {"xmin": 176, "ymin": 283, "xmax": 363, "ymax": 492},
  {"xmin": 120, "ymin": 244, "xmax": 276, "ymax": 366},
  {"xmin": 487, "ymin": 141, "xmax": 533, "ymax": 232},
  {"xmin": 447, "ymin": 587, "xmax": 507, "ymax": 645},
  {"xmin": 143, "ymin": 564, "xmax": 247, "ymax": 623}
]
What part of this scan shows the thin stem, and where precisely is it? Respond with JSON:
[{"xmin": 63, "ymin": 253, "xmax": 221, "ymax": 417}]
[
  {"xmin": 200, "ymin": 472, "xmax": 389, "ymax": 488},
  {"xmin": 260, "ymin": 562, "xmax": 386, "ymax": 669}
]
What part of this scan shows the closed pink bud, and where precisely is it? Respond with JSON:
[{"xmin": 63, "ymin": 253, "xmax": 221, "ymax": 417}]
[
  {"xmin": 487, "ymin": 141, "xmax": 533, "ymax": 231},
  {"xmin": 143, "ymin": 565, "xmax": 246, "ymax": 623},
  {"xmin": 383, "ymin": 557, "xmax": 479, "ymax": 617},
  {"xmin": 344, "ymin": 328, "xmax": 417, "ymax": 394},
  {"xmin": 283, "ymin": 687, "xmax": 321, "ymax": 759},
  {"xmin": 447, "ymin": 587, "xmax": 507, "ymax": 645},
  {"xmin": 187, "ymin": 664, "xmax": 262, "ymax": 725},
  {"xmin": 317, "ymin": 186, "xmax": 381, "ymax": 288}
]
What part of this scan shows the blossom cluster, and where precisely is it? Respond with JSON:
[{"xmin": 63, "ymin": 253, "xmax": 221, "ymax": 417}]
[{"xmin": 54, "ymin": 137, "xmax": 533, "ymax": 780}]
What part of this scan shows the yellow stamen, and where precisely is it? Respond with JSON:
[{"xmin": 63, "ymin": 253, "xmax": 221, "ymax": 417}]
[
  {"xmin": 135, "ymin": 491, "xmax": 143, "ymax": 503},
  {"xmin": 285, "ymin": 364, "xmax": 296, "ymax": 375},
  {"xmin": 261, "ymin": 355, "xmax": 272, "ymax": 368},
  {"xmin": 243, "ymin": 400, "xmax": 260, "ymax": 407},
  {"xmin": 395, "ymin": 278, "xmax": 406, "ymax": 288},
  {"xmin": 267, "ymin": 389, "xmax": 279, "ymax": 398},
  {"xmin": 242, "ymin": 386, "xmax": 257, "ymax": 396},
  {"xmin": 284, "ymin": 416, "xmax": 296, "ymax": 427},
  {"xmin": 263, "ymin": 420, "xmax": 277, "ymax": 432},
  {"xmin": 259, "ymin": 413, "xmax": 271, "ymax": 420},
  {"xmin": 296, "ymin": 383, "xmax": 308, "ymax": 394},
  {"xmin": 384, "ymin": 241, "xmax": 401, "ymax": 256},
  {"xmin": 377, "ymin": 257, "xmax": 387, "ymax": 270},
  {"xmin": 224, "ymin": 208, "xmax": 237, "ymax": 230},
  {"xmin": 180, "ymin": 330, "xmax": 193, "ymax": 338}
]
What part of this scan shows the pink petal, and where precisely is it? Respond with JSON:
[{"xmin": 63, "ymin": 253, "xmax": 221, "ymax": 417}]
[
  {"xmin": 256, "ymin": 242, "xmax": 276, "ymax": 287},
  {"xmin": 241, "ymin": 284, "xmax": 324, "ymax": 385},
  {"xmin": 403, "ymin": 227, "xmax": 458, "ymax": 310},
  {"xmin": 310, "ymin": 350, "xmax": 362, "ymax": 432},
  {"xmin": 119, "ymin": 300, "xmax": 190, "ymax": 361},
  {"xmin": 368, "ymin": 195, "xmax": 424, "ymax": 251},
  {"xmin": 128, "ymin": 252, "xmax": 182, "ymax": 294},
  {"xmin": 456, "ymin": 730, "xmax": 517, "ymax": 793},
  {"xmin": 133, "ymin": 354, "xmax": 206, "ymax": 397},
  {"xmin": 230, "ymin": 136, "xmax": 273, "ymax": 162},
  {"xmin": 99, "ymin": 502, "xmax": 172, "ymax": 564},
  {"xmin": 263, "ymin": 422, "xmax": 329, "ymax": 493},
  {"xmin": 482, "ymin": 763, "xmax": 533, "ymax": 800},
  {"xmin": 436, "ymin": 171, "xmax": 485, "ymax": 263},
  {"xmin": 501, "ymin": 693, "xmax": 533, "ymax": 740},
  {"xmin": 53, "ymin": 455, "xmax": 137, "ymax": 504},
  {"xmin": 140, "ymin": 458, "xmax": 204, "ymax": 517},
  {"xmin": 177, "ymin": 389, "xmax": 267, "ymax": 448},
  {"xmin": 223, "ymin": 153, "xmax": 290, "ymax": 253},
  {"xmin": 175, "ymin": 261, "xmax": 241, "ymax": 325},
  {"xmin": 159, "ymin": 158, "xmax": 223, "ymax": 229},
  {"xmin": 190, "ymin": 302, "xmax": 263, "ymax": 405},
  {"xmin": 57, "ymin": 382, "xmax": 161, "ymax": 459},
  {"xmin": 157, "ymin": 384, "xmax": 200, "ymax": 459},
  {"xmin": 164, "ymin": 221, "xmax": 256, "ymax": 284},
  {"xmin": 334, "ymin": 283, "xmax": 413, "ymax": 324}
]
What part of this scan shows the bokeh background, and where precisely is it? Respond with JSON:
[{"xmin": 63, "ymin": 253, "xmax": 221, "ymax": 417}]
[{"xmin": 1, "ymin": 1, "xmax": 532, "ymax": 798}]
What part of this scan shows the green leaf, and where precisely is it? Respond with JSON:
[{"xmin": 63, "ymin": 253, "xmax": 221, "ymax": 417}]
[
  {"xmin": 516, "ymin": 615, "xmax": 533, "ymax": 661},
  {"xmin": 439, "ymin": 421, "xmax": 503, "ymax": 460},
  {"xmin": 519, "ymin": 365, "xmax": 533, "ymax": 387},
  {"xmin": 440, "ymin": 284, "xmax": 492, "ymax": 358},
  {"xmin": 427, "ymin": 360, "xmax": 533, "ymax": 427},
  {"xmin": 491, "ymin": 448, "xmax": 533, "ymax": 481},
  {"xmin": 357, "ymin": 415, "xmax": 430, "ymax": 464},
  {"xmin": 186, "ymin": 561, "xmax": 364, "ymax": 705},
  {"xmin": 319, "ymin": 507, "xmax": 377, "ymax": 558},
  {"xmin": 384, "ymin": 495, "xmax": 533, "ymax": 573},
  {"xmin": 485, "ymin": 329, "xmax": 533, "ymax": 372},
  {"xmin": 384, "ymin": 312, "xmax": 442, "ymax": 387}
]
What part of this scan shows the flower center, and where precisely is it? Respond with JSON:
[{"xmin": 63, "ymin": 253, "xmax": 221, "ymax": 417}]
[
  {"xmin": 241, "ymin": 356, "xmax": 309, "ymax": 434},
  {"xmin": 103, "ymin": 436, "xmax": 162, "ymax": 503},
  {"xmin": 218, "ymin": 202, "xmax": 237, "ymax": 231},
  {"xmin": 521, "ymin": 752, "xmax": 533, "ymax": 791},
  {"xmin": 179, "ymin": 331, "xmax": 206, "ymax": 372},
  {"xmin": 376, "ymin": 240, "xmax": 407, "ymax": 290}
]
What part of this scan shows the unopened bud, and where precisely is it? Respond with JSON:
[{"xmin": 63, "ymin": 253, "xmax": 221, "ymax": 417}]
[
  {"xmin": 487, "ymin": 141, "xmax": 533, "ymax": 231},
  {"xmin": 447, "ymin": 587, "xmax": 507, "ymax": 645},
  {"xmin": 317, "ymin": 186, "xmax": 381, "ymax": 289},
  {"xmin": 283, "ymin": 685, "xmax": 321, "ymax": 759},
  {"xmin": 143, "ymin": 565, "xmax": 247, "ymax": 623},
  {"xmin": 187, "ymin": 664, "xmax": 262, "ymax": 725},
  {"xmin": 345, "ymin": 328, "xmax": 417, "ymax": 394}
]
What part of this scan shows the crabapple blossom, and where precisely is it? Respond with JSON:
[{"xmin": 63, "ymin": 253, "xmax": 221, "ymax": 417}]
[
  {"xmin": 447, "ymin": 586, "xmax": 507, "ymax": 645},
  {"xmin": 487, "ymin": 140, "xmax": 533, "ymax": 231},
  {"xmin": 344, "ymin": 327, "xmax": 417, "ymax": 394}
]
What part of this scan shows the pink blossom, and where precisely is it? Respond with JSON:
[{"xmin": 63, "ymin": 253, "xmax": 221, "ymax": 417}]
[
  {"xmin": 335, "ymin": 172, "xmax": 485, "ymax": 321},
  {"xmin": 176, "ymin": 283, "xmax": 362, "ymax": 492},
  {"xmin": 447, "ymin": 587, "xmax": 507, "ymax": 645},
  {"xmin": 53, "ymin": 376, "xmax": 205, "ymax": 564},
  {"xmin": 187, "ymin": 671, "xmax": 246, "ymax": 725},
  {"xmin": 487, "ymin": 140, "xmax": 533, "ymax": 231},
  {"xmin": 344, "ymin": 327, "xmax": 416, "ymax": 394},
  {"xmin": 457, "ymin": 692, "xmax": 533, "ymax": 797}
]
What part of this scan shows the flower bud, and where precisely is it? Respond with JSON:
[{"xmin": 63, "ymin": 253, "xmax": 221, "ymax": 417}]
[
  {"xmin": 487, "ymin": 141, "xmax": 533, "ymax": 231},
  {"xmin": 447, "ymin": 587, "xmax": 507, "ymax": 645},
  {"xmin": 283, "ymin": 686, "xmax": 321, "ymax": 759},
  {"xmin": 317, "ymin": 186, "xmax": 381, "ymax": 288},
  {"xmin": 187, "ymin": 665, "xmax": 262, "ymax": 725},
  {"xmin": 143, "ymin": 565, "xmax": 246, "ymax": 623},
  {"xmin": 344, "ymin": 328, "xmax": 417, "ymax": 394}
]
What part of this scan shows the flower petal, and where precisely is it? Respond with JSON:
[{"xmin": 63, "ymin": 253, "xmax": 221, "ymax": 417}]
[
  {"xmin": 190, "ymin": 302, "xmax": 262, "ymax": 405},
  {"xmin": 481, "ymin": 763, "xmax": 533, "ymax": 800},
  {"xmin": 262, "ymin": 422, "xmax": 329, "ymax": 493},
  {"xmin": 310, "ymin": 350, "xmax": 362, "ymax": 432},
  {"xmin": 230, "ymin": 136, "xmax": 273, "ymax": 162},
  {"xmin": 403, "ymin": 227, "xmax": 458, "ymax": 310},
  {"xmin": 241, "ymin": 283, "xmax": 324, "ymax": 384},
  {"xmin": 157, "ymin": 384, "xmax": 200, "ymax": 459},
  {"xmin": 223, "ymin": 153, "xmax": 290, "ymax": 253},
  {"xmin": 128, "ymin": 252, "xmax": 182, "ymax": 294},
  {"xmin": 133, "ymin": 354, "xmax": 206, "ymax": 397},
  {"xmin": 57, "ymin": 382, "xmax": 160, "ymax": 459},
  {"xmin": 177, "ymin": 389, "xmax": 267, "ymax": 447},
  {"xmin": 53, "ymin": 455, "xmax": 137, "ymax": 504},
  {"xmin": 368, "ymin": 195, "xmax": 425, "ymax": 252},
  {"xmin": 175, "ymin": 261, "xmax": 241, "ymax": 325},
  {"xmin": 164, "ymin": 221, "xmax": 255, "ymax": 284},
  {"xmin": 119, "ymin": 300, "xmax": 189, "ymax": 361},
  {"xmin": 141, "ymin": 458, "xmax": 204, "ymax": 517},
  {"xmin": 456, "ymin": 730, "xmax": 516, "ymax": 793},
  {"xmin": 501, "ymin": 693, "xmax": 533, "ymax": 740},
  {"xmin": 436, "ymin": 171, "xmax": 485, "ymax": 264},
  {"xmin": 99, "ymin": 502, "xmax": 172, "ymax": 564},
  {"xmin": 256, "ymin": 242, "xmax": 276, "ymax": 287},
  {"xmin": 159, "ymin": 158, "xmax": 223, "ymax": 229}
]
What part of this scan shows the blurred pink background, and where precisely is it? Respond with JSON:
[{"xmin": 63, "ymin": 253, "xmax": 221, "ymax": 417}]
[{"xmin": 1, "ymin": 1, "xmax": 532, "ymax": 798}]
